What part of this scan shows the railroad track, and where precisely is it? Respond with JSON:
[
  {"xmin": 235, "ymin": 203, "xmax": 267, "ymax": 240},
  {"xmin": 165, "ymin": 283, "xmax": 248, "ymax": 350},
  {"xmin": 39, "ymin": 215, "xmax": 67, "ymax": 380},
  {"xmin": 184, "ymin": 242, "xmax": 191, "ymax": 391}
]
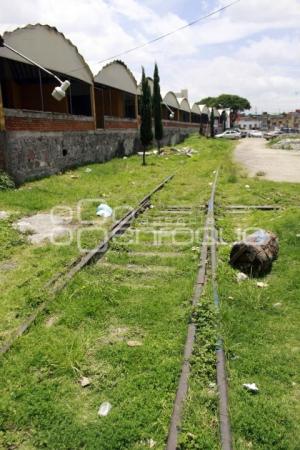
[
  {"xmin": 1, "ymin": 170, "xmax": 232, "ymax": 449},
  {"xmin": 0, "ymin": 174, "xmax": 174, "ymax": 356},
  {"xmin": 166, "ymin": 169, "xmax": 232, "ymax": 450}
]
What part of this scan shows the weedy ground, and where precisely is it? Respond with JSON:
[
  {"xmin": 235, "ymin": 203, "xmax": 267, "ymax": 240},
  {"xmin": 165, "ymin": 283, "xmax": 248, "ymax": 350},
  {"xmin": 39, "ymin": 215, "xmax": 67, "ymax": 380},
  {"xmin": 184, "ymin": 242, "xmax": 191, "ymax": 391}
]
[{"xmin": 0, "ymin": 135, "xmax": 299, "ymax": 449}]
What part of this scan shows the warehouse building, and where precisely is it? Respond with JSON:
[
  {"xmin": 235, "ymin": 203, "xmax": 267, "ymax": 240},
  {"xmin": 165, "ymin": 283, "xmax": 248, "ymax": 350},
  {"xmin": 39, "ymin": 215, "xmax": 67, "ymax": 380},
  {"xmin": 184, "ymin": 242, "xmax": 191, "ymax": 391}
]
[
  {"xmin": 179, "ymin": 98, "xmax": 191, "ymax": 123},
  {"xmin": 94, "ymin": 60, "xmax": 138, "ymax": 129},
  {"xmin": 0, "ymin": 24, "xmax": 95, "ymax": 132},
  {"xmin": 0, "ymin": 24, "xmax": 202, "ymax": 183},
  {"xmin": 191, "ymin": 103, "xmax": 201, "ymax": 124}
]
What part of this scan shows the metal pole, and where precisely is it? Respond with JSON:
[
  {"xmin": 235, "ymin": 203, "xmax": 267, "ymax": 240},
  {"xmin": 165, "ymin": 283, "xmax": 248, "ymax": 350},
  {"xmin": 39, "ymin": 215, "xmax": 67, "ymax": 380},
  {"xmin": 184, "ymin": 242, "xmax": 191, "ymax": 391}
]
[
  {"xmin": 3, "ymin": 43, "xmax": 63, "ymax": 84},
  {"xmin": 38, "ymin": 69, "xmax": 44, "ymax": 111}
]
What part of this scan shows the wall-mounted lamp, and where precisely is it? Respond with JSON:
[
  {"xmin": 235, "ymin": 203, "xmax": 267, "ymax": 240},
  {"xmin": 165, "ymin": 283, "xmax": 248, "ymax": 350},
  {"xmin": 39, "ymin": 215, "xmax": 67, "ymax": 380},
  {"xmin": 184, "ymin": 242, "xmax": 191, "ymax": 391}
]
[
  {"xmin": 0, "ymin": 35, "xmax": 70, "ymax": 101},
  {"xmin": 163, "ymin": 102, "xmax": 175, "ymax": 119}
]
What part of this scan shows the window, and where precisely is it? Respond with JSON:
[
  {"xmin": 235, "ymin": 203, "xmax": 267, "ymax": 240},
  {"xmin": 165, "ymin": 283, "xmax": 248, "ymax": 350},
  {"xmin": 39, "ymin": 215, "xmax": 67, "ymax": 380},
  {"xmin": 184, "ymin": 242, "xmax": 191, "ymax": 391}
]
[
  {"xmin": 191, "ymin": 113, "xmax": 200, "ymax": 123},
  {"xmin": 0, "ymin": 57, "xmax": 92, "ymax": 116},
  {"xmin": 124, "ymin": 92, "xmax": 136, "ymax": 119}
]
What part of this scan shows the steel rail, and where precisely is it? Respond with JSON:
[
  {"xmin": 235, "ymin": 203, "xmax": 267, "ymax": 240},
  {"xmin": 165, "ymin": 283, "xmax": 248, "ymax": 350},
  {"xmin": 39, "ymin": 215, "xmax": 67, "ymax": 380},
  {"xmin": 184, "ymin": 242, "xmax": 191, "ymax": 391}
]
[
  {"xmin": 0, "ymin": 174, "xmax": 174, "ymax": 356},
  {"xmin": 166, "ymin": 170, "xmax": 219, "ymax": 450},
  {"xmin": 210, "ymin": 183, "xmax": 232, "ymax": 450}
]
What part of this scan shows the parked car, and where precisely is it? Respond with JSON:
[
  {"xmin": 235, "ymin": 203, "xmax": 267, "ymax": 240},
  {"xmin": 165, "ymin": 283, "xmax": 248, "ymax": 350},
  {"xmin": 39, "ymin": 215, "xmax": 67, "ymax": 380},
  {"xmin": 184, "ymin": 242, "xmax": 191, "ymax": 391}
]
[
  {"xmin": 263, "ymin": 130, "xmax": 282, "ymax": 139},
  {"xmin": 215, "ymin": 130, "xmax": 241, "ymax": 140},
  {"xmin": 248, "ymin": 130, "xmax": 263, "ymax": 138},
  {"xmin": 232, "ymin": 128, "xmax": 248, "ymax": 138}
]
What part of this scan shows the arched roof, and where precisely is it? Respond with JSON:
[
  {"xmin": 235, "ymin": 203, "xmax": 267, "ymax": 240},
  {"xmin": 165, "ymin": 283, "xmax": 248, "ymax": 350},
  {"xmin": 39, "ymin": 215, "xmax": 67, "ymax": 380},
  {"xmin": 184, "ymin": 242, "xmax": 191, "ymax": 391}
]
[
  {"xmin": 0, "ymin": 24, "xmax": 93, "ymax": 84},
  {"xmin": 179, "ymin": 98, "xmax": 191, "ymax": 113},
  {"xmin": 94, "ymin": 60, "xmax": 137, "ymax": 95},
  {"xmin": 191, "ymin": 103, "xmax": 201, "ymax": 114},
  {"xmin": 163, "ymin": 91, "xmax": 180, "ymax": 109},
  {"xmin": 137, "ymin": 77, "xmax": 154, "ymax": 96},
  {"xmin": 198, "ymin": 104, "xmax": 209, "ymax": 115}
]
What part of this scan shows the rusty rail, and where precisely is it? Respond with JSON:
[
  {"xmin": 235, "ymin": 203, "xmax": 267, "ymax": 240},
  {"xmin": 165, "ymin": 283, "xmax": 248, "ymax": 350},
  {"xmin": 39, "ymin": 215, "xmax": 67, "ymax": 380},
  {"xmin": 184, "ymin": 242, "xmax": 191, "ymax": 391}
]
[
  {"xmin": 166, "ymin": 170, "xmax": 221, "ymax": 449},
  {"xmin": 0, "ymin": 174, "xmax": 174, "ymax": 356}
]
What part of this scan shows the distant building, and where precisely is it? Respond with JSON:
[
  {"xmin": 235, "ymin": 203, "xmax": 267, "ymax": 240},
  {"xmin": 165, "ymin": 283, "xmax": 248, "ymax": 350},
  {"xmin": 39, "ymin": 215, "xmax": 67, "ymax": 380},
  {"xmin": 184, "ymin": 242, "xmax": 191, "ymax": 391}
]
[
  {"xmin": 269, "ymin": 110, "xmax": 300, "ymax": 130},
  {"xmin": 237, "ymin": 114, "xmax": 262, "ymax": 130}
]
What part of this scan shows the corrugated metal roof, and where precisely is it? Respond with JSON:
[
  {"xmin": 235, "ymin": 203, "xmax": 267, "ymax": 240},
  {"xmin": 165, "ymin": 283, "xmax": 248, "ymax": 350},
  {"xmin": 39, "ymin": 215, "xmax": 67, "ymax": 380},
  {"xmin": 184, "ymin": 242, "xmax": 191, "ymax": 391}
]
[
  {"xmin": 0, "ymin": 24, "xmax": 93, "ymax": 84},
  {"xmin": 163, "ymin": 91, "xmax": 180, "ymax": 108},
  {"xmin": 94, "ymin": 60, "xmax": 137, "ymax": 95},
  {"xmin": 179, "ymin": 98, "xmax": 191, "ymax": 112}
]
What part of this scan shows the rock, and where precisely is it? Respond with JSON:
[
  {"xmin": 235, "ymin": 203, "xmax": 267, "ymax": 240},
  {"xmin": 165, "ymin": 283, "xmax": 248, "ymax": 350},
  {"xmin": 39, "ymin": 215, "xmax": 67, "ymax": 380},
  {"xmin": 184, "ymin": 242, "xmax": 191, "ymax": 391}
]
[
  {"xmin": 45, "ymin": 316, "xmax": 59, "ymax": 328},
  {"xmin": 127, "ymin": 340, "xmax": 142, "ymax": 347},
  {"xmin": 148, "ymin": 439, "xmax": 156, "ymax": 448},
  {"xmin": 80, "ymin": 376, "xmax": 91, "ymax": 387},
  {"xmin": 0, "ymin": 211, "xmax": 9, "ymax": 220},
  {"xmin": 256, "ymin": 281, "xmax": 268, "ymax": 288}
]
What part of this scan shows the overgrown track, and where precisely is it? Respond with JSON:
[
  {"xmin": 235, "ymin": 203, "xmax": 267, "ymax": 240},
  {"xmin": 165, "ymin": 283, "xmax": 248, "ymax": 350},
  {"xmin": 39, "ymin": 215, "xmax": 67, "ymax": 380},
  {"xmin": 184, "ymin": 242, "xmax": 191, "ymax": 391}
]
[
  {"xmin": 166, "ymin": 170, "xmax": 232, "ymax": 450},
  {"xmin": 1, "ymin": 169, "xmax": 232, "ymax": 449},
  {"xmin": 0, "ymin": 174, "xmax": 174, "ymax": 356}
]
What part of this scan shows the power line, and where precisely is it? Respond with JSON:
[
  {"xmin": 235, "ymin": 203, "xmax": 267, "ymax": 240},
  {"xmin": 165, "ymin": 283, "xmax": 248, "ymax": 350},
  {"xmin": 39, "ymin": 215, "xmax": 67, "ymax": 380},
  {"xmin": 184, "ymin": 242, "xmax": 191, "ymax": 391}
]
[
  {"xmin": 69, "ymin": 0, "xmax": 241, "ymax": 74},
  {"xmin": 96, "ymin": 0, "xmax": 241, "ymax": 64}
]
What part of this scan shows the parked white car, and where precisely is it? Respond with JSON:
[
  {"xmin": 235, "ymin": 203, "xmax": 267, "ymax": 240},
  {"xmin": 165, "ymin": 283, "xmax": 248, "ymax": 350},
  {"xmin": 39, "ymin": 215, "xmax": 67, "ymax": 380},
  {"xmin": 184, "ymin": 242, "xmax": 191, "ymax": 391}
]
[
  {"xmin": 215, "ymin": 130, "xmax": 241, "ymax": 140},
  {"xmin": 248, "ymin": 130, "xmax": 263, "ymax": 138}
]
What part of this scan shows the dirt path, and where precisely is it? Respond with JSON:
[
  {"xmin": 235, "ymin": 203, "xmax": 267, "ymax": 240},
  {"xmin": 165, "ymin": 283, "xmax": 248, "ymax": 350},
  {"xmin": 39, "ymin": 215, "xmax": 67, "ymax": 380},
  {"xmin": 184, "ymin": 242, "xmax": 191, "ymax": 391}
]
[{"xmin": 234, "ymin": 138, "xmax": 300, "ymax": 183}]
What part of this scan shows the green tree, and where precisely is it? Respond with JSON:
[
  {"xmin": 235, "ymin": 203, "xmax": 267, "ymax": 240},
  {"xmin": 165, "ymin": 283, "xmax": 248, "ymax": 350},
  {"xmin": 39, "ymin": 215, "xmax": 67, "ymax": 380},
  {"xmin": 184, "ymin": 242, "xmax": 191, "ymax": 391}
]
[
  {"xmin": 152, "ymin": 63, "xmax": 163, "ymax": 153},
  {"xmin": 197, "ymin": 93, "xmax": 251, "ymax": 127},
  {"xmin": 140, "ymin": 67, "xmax": 153, "ymax": 166},
  {"xmin": 210, "ymin": 108, "xmax": 215, "ymax": 138}
]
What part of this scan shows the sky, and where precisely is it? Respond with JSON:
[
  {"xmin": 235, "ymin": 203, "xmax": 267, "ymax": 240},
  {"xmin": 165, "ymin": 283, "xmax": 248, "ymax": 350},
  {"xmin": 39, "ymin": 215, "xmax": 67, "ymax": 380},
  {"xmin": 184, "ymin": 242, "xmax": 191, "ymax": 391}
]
[{"xmin": 1, "ymin": 0, "xmax": 300, "ymax": 113}]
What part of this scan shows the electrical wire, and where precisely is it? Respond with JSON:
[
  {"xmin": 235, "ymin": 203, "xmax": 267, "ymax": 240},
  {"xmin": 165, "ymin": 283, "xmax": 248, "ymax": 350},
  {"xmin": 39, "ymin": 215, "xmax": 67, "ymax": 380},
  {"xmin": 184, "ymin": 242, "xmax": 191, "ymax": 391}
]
[
  {"xmin": 69, "ymin": 0, "xmax": 241, "ymax": 74},
  {"xmin": 96, "ymin": 0, "xmax": 241, "ymax": 64}
]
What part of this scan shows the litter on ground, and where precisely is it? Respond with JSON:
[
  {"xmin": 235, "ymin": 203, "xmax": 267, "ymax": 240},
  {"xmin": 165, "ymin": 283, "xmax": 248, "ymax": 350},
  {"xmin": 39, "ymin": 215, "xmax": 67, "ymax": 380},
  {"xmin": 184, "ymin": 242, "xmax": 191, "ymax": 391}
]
[
  {"xmin": 96, "ymin": 204, "xmax": 113, "ymax": 218},
  {"xmin": 98, "ymin": 402, "xmax": 112, "ymax": 417},
  {"xmin": 243, "ymin": 383, "xmax": 259, "ymax": 393},
  {"xmin": 236, "ymin": 272, "xmax": 248, "ymax": 282}
]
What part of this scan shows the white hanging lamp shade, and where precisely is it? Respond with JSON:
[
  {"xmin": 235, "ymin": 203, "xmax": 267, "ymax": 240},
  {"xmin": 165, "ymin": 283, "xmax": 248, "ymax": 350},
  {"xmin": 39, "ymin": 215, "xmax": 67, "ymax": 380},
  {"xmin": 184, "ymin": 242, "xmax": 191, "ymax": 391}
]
[{"xmin": 52, "ymin": 80, "xmax": 71, "ymax": 101}]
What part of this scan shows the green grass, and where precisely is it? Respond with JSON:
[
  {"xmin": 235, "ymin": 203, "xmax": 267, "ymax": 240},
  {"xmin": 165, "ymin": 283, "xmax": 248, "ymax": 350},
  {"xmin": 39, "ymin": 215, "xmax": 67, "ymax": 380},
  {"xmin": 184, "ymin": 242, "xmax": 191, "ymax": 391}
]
[
  {"xmin": 217, "ymin": 207, "xmax": 300, "ymax": 450},
  {"xmin": 0, "ymin": 134, "xmax": 299, "ymax": 449}
]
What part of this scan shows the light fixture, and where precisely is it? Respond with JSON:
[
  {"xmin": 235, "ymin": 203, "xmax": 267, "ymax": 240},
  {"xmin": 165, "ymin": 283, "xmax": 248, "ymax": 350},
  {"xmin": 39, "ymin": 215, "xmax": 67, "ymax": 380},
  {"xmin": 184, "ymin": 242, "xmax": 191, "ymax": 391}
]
[
  {"xmin": 52, "ymin": 80, "xmax": 71, "ymax": 101},
  {"xmin": 1, "ymin": 36, "xmax": 70, "ymax": 101},
  {"xmin": 163, "ymin": 102, "xmax": 175, "ymax": 120}
]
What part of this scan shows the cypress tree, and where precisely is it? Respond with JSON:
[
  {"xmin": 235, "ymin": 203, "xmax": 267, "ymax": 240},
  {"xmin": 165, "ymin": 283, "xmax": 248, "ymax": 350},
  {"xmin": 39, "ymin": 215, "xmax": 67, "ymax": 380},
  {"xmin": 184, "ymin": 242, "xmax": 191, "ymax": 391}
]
[
  {"xmin": 153, "ymin": 63, "xmax": 163, "ymax": 153},
  {"xmin": 210, "ymin": 108, "xmax": 215, "ymax": 138},
  {"xmin": 140, "ymin": 67, "xmax": 153, "ymax": 166}
]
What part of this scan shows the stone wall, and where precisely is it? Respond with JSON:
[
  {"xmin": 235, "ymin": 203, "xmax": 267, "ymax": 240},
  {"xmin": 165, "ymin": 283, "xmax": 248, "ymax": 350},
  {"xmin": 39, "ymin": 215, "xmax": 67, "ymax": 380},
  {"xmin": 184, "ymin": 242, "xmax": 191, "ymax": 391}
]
[
  {"xmin": 0, "ymin": 131, "xmax": 6, "ymax": 170},
  {"xmin": 3, "ymin": 126, "xmax": 197, "ymax": 184}
]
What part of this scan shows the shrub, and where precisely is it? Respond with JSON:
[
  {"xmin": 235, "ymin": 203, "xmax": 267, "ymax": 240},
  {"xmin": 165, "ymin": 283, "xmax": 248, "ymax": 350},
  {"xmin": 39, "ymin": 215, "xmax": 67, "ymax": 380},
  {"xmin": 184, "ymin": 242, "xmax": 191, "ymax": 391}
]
[{"xmin": 0, "ymin": 171, "xmax": 15, "ymax": 190}]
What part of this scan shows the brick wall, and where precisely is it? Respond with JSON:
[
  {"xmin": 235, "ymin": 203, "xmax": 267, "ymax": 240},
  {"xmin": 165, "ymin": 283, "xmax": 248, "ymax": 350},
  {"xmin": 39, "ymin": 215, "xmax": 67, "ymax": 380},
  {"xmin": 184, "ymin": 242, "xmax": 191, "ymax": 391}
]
[
  {"xmin": 163, "ymin": 120, "xmax": 199, "ymax": 129},
  {"xmin": 104, "ymin": 116, "xmax": 138, "ymax": 129},
  {"xmin": 4, "ymin": 109, "xmax": 95, "ymax": 132}
]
